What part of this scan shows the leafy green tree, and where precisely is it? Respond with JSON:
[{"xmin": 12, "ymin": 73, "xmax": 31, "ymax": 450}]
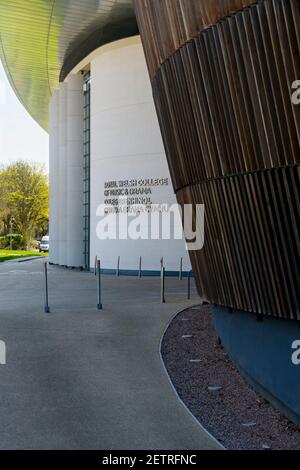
[
  {"xmin": 0, "ymin": 161, "xmax": 49, "ymax": 246},
  {"xmin": 0, "ymin": 180, "xmax": 10, "ymax": 235}
]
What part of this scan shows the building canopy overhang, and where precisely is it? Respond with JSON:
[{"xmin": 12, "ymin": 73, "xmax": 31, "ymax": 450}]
[{"xmin": 0, "ymin": 0, "xmax": 137, "ymax": 130}]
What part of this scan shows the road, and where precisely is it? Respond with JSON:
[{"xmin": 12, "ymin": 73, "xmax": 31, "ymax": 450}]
[{"xmin": 0, "ymin": 259, "xmax": 222, "ymax": 450}]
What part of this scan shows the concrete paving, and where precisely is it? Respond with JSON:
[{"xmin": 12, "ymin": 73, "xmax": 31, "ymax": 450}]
[{"xmin": 0, "ymin": 259, "xmax": 222, "ymax": 450}]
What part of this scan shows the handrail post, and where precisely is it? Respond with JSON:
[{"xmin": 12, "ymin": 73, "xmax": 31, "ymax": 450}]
[
  {"xmin": 187, "ymin": 270, "xmax": 192, "ymax": 300},
  {"xmin": 116, "ymin": 256, "xmax": 120, "ymax": 277},
  {"xmin": 44, "ymin": 261, "xmax": 50, "ymax": 313},
  {"xmin": 97, "ymin": 260, "xmax": 103, "ymax": 310},
  {"xmin": 139, "ymin": 256, "xmax": 142, "ymax": 278},
  {"xmin": 179, "ymin": 257, "xmax": 183, "ymax": 281},
  {"xmin": 161, "ymin": 267, "xmax": 166, "ymax": 304}
]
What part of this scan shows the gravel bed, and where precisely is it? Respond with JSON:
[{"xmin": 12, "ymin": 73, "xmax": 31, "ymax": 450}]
[{"xmin": 161, "ymin": 304, "xmax": 300, "ymax": 450}]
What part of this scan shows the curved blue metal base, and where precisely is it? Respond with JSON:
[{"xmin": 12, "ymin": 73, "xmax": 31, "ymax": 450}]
[{"xmin": 212, "ymin": 306, "xmax": 300, "ymax": 426}]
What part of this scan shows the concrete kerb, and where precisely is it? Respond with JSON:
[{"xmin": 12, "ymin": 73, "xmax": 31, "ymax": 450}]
[{"xmin": 159, "ymin": 303, "xmax": 226, "ymax": 451}]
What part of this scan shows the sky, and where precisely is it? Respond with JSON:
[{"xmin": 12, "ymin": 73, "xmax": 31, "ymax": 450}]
[{"xmin": 0, "ymin": 60, "xmax": 49, "ymax": 171}]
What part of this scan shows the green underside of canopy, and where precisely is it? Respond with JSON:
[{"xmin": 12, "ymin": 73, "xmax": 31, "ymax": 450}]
[{"xmin": 0, "ymin": 0, "xmax": 136, "ymax": 131}]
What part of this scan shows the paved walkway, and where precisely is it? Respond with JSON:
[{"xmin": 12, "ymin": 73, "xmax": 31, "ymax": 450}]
[{"xmin": 0, "ymin": 259, "xmax": 222, "ymax": 450}]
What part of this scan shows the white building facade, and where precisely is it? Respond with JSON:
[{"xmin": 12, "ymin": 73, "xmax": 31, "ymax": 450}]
[{"xmin": 49, "ymin": 37, "xmax": 190, "ymax": 274}]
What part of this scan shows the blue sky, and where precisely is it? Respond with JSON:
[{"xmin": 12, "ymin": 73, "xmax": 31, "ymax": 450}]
[{"xmin": 0, "ymin": 60, "xmax": 49, "ymax": 171}]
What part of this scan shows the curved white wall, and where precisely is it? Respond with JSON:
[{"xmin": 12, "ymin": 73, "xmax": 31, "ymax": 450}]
[
  {"xmin": 49, "ymin": 90, "xmax": 59, "ymax": 264},
  {"xmin": 66, "ymin": 74, "xmax": 84, "ymax": 268},
  {"xmin": 90, "ymin": 37, "xmax": 190, "ymax": 272},
  {"xmin": 49, "ymin": 75, "xmax": 84, "ymax": 268},
  {"xmin": 49, "ymin": 36, "xmax": 191, "ymax": 273},
  {"xmin": 58, "ymin": 83, "xmax": 68, "ymax": 266}
]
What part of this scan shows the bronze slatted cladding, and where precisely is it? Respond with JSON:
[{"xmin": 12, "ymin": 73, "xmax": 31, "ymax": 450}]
[
  {"xmin": 134, "ymin": 0, "xmax": 256, "ymax": 78},
  {"xmin": 177, "ymin": 167, "xmax": 300, "ymax": 320},
  {"xmin": 134, "ymin": 0, "xmax": 300, "ymax": 320}
]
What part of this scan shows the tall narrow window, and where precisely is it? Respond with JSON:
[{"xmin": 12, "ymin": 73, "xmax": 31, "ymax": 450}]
[{"xmin": 83, "ymin": 72, "xmax": 91, "ymax": 270}]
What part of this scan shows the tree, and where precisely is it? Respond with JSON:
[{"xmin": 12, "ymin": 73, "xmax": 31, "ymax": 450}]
[
  {"xmin": 0, "ymin": 178, "xmax": 10, "ymax": 235},
  {"xmin": 0, "ymin": 161, "xmax": 49, "ymax": 246}
]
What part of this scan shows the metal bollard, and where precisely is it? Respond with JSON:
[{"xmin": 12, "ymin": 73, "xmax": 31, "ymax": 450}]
[
  {"xmin": 97, "ymin": 260, "xmax": 103, "ymax": 310},
  {"xmin": 179, "ymin": 257, "xmax": 183, "ymax": 281},
  {"xmin": 116, "ymin": 256, "xmax": 120, "ymax": 277},
  {"xmin": 94, "ymin": 255, "xmax": 98, "ymax": 276},
  {"xmin": 187, "ymin": 270, "xmax": 192, "ymax": 300},
  {"xmin": 161, "ymin": 267, "xmax": 166, "ymax": 304},
  {"xmin": 44, "ymin": 261, "xmax": 50, "ymax": 313},
  {"xmin": 139, "ymin": 256, "xmax": 142, "ymax": 278}
]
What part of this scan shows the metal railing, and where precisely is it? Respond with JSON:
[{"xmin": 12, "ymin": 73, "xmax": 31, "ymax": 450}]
[{"xmin": 41, "ymin": 257, "xmax": 196, "ymax": 313}]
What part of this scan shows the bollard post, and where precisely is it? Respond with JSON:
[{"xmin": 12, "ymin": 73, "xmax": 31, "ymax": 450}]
[
  {"xmin": 161, "ymin": 267, "xmax": 166, "ymax": 304},
  {"xmin": 116, "ymin": 256, "xmax": 120, "ymax": 277},
  {"xmin": 97, "ymin": 260, "xmax": 103, "ymax": 310},
  {"xmin": 139, "ymin": 256, "xmax": 142, "ymax": 278},
  {"xmin": 94, "ymin": 255, "xmax": 98, "ymax": 276},
  {"xmin": 179, "ymin": 257, "xmax": 183, "ymax": 281},
  {"xmin": 187, "ymin": 270, "xmax": 192, "ymax": 300},
  {"xmin": 44, "ymin": 261, "xmax": 50, "ymax": 313}
]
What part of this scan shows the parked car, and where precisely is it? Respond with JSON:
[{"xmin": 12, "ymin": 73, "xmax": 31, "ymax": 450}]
[{"xmin": 39, "ymin": 236, "xmax": 49, "ymax": 252}]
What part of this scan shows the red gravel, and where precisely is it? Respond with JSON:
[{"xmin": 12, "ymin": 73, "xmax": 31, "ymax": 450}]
[{"xmin": 161, "ymin": 305, "xmax": 300, "ymax": 450}]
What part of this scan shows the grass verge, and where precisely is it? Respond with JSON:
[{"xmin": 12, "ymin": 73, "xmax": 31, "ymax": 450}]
[{"xmin": 0, "ymin": 250, "xmax": 46, "ymax": 263}]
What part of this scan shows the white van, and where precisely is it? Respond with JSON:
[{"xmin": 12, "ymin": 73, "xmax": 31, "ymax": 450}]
[{"xmin": 39, "ymin": 236, "xmax": 49, "ymax": 252}]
